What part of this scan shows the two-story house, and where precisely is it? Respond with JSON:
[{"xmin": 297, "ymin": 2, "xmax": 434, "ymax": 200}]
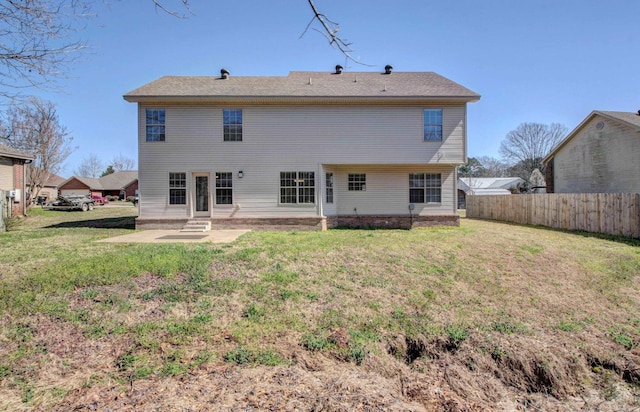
[{"xmin": 123, "ymin": 67, "xmax": 480, "ymax": 230}]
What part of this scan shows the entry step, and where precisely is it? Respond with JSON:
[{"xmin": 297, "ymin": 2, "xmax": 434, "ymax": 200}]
[{"xmin": 180, "ymin": 220, "xmax": 211, "ymax": 232}]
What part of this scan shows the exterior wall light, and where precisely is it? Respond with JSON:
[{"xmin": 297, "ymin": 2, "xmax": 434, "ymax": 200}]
[{"xmin": 238, "ymin": 171, "xmax": 244, "ymax": 178}]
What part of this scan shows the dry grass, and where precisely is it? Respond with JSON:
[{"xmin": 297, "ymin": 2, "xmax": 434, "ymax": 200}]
[{"xmin": 0, "ymin": 207, "xmax": 639, "ymax": 410}]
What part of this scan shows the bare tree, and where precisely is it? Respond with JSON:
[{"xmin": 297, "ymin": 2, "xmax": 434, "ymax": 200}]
[
  {"xmin": 1, "ymin": 98, "xmax": 74, "ymax": 202},
  {"xmin": 0, "ymin": 1, "xmax": 360, "ymax": 100},
  {"xmin": 0, "ymin": 0, "xmax": 92, "ymax": 99},
  {"xmin": 499, "ymin": 122, "xmax": 567, "ymax": 181},
  {"xmin": 110, "ymin": 154, "xmax": 136, "ymax": 171},
  {"xmin": 477, "ymin": 156, "xmax": 509, "ymax": 177},
  {"xmin": 74, "ymin": 153, "xmax": 104, "ymax": 178}
]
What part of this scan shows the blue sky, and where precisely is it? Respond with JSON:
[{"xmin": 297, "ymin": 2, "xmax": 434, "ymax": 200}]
[{"xmin": 36, "ymin": 0, "xmax": 640, "ymax": 176}]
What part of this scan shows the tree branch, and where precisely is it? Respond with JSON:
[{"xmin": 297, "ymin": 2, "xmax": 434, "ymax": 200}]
[
  {"xmin": 303, "ymin": 0, "xmax": 371, "ymax": 66},
  {"xmin": 151, "ymin": 0, "xmax": 193, "ymax": 18}
]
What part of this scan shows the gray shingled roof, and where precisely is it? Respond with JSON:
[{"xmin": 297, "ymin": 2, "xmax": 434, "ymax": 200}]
[
  {"xmin": 124, "ymin": 71, "xmax": 480, "ymax": 103},
  {"xmin": 99, "ymin": 170, "xmax": 138, "ymax": 190},
  {"xmin": 26, "ymin": 167, "xmax": 65, "ymax": 187},
  {"xmin": 61, "ymin": 171, "xmax": 138, "ymax": 190},
  {"xmin": 0, "ymin": 143, "xmax": 34, "ymax": 161}
]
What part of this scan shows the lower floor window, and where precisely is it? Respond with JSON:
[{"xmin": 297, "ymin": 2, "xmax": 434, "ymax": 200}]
[
  {"xmin": 216, "ymin": 172, "xmax": 233, "ymax": 205},
  {"xmin": 409, "ymin": 173, "xmax": 441, "ymax": 203},
  {"xmin": 348, "ymin": 173, "xmax": 366, "ymax": 191},
  {"xmin": 325, "ymin": 173, "xmax": 333, "ymax": 203},
  {"xmin": 280, "ymin": 171, "xmax": 315, "ymax": 204},
  {"xmin": 169, "ymin": 172, "xmax": 186, "ymax": 205}
]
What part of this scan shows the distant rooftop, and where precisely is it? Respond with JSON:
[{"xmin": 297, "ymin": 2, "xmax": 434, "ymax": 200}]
[
  {"xmin": 0, "ymin": 143, "xmax": 33, "ymax": 161},
  {"xmin": 458, "ymin": 177, "xmax": 524, "ymax": 195},
  {"xmin": 61, "ymin": 171, "xmax": 138, "ymax": 190},
  {"xmin": 124, "ymin": 70, "xmax": 480, "ymax": 104}
]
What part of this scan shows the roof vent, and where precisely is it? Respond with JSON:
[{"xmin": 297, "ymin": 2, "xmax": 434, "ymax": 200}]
[
  {"xmin": 384, "ymin": 65, "xmax": 393, "ymax": 74},
  {"xmin": 335, "ymin": 65, "xmax": 343, "ymax": 74},
  {"xmin": 220, "ymin": 69, "xmax": 230, "ymax": 79}
]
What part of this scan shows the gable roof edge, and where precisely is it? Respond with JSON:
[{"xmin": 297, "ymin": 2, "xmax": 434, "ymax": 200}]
[{"xmin": 543, "ymin": 111, "xmax": 640, "ymax": 163}]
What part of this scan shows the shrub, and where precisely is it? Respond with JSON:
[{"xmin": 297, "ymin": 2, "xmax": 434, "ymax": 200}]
[
  {"xmin": 224, "ymin": 347, "xmax": 253, "ymax": 365},
  {"xmin": 347, "ymin": 344, "xmax": 367, "ymax": 365},
  {"xmin": 3, "ymin": 216, "xmax": 23, "ymax": 232},
  {"xmin": 301, "ymin": 333, "xmax": 333, "ymax": 351},
  {"xmin": 445, "ymin": 324, "xmax": 470, "ymax": 349}
]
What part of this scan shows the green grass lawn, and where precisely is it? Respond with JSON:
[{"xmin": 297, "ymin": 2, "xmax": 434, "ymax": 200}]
[{"xmin": 0, "ymin": 207, "xmax": 639, "ymax": 410}]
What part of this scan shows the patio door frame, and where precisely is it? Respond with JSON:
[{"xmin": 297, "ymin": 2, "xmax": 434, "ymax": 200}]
[{"xmin": 192, "ymin": 172, "xmax": 211, "ymax": 218}]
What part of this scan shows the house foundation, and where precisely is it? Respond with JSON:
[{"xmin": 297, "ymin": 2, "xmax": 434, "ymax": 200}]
[{"xmin": 135, "ymin": 215, "xmax": 459, "ymax": 231}]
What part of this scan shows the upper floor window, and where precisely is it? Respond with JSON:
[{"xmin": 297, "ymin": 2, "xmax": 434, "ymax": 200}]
[
  {"xmin": 215, "ymin": 172, "xmax": 233, "ymax": 205},
  {"xmin": 409, "ymin": 173, "xmax": 441, "ymax": 203},
  {"xmin": 423, "ymin": 109, "xmax": 443, "ymax": 142},
  {"xmin": 146, "ymin": 109, "xmax": 165, "ymax": 141},
  {"xmin": 280, "ymin": 171, "xmax": 315, "ymax": 204},
  {"xmin": 223, "ymin": 109, "xmax": 243, "ymax": 141},
  {"xmin": 169, "ymin": 172, "xmax": 186, "ymax": 205},
  {"xmin": 348, "ymin": 173, "xmax": 366, "ymax": 191}
]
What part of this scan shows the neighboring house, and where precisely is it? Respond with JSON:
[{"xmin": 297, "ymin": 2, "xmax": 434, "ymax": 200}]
[
  {"xmin": 457, "ymin": 177, "xmax": 524, "ymax": 209},
  {"xmin": 58, "ymin": 171, "xmax": 138, "ymax": 199},
  {"xmin": 99, "ymin": 171, "xmax": 139, "ymax": 198},
  {"xmin": 123, "ymin": 68, "xmax": 480, "ymax": 229},
  {"xmin": 544, "ymin": 110, "xmax": 640, "ymax": 193},
  {"xmin": 26, "ymin": 168, "xmax": 65, "ymax": 203},
  {"xmin": 0, "ymin": 143, "xmax": 33, "ymax": 218}
]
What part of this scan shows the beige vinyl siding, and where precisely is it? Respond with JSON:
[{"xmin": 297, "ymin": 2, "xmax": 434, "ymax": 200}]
[
  {"xmin": 327, "ymin": 165, "xmax": 456, "ymax": 216},
  {"xmin": 0, "ymin": 157, "xmax": 13, "ymax": 190},
  {"xmin": 137, "ymin": 104, "xmax": 465, "ymax": 218},
  {"xmin": 554, "ymin": 116, "xmax": 640, "ymax": 193}
]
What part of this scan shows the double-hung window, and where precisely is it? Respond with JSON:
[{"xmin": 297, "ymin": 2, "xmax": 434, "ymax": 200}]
[
  {"xmin": 423, "ymin": 109, "xmax": 443, "ymax": 142},
  {"xmin": 146, "ymin": 109, "xmax": 165, "ymax": 141},
  {"xmin": 169, "ymin": 172, "xmax": 186, "ymax": 205},
  {"xmin": 215, "ymin": 172, "xmax": 233, "ymax": 205},
  {"xmin": 409, "ymin": 173, "xmax": 441, "ymax": 203},
  {"xmin": 280, "ymin": 171, "xmax": 315, "ymax": 204},
  {"xmin": 223, "ymin": 109, "xmax": 243, "ymax": 141},
  {"xmin": 348, "ymin": 173, "xmax": 366, "ymax": 191}
]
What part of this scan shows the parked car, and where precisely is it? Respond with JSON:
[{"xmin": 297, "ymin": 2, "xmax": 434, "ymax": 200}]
[{"xmin": 92, "ymin": 194, "xmax": 109, "ymax": 205}]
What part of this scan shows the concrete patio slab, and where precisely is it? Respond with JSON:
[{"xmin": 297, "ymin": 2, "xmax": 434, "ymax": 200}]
[{"xmin": 96, "ymin": 229, "xmax": 250, "ymax": 244}]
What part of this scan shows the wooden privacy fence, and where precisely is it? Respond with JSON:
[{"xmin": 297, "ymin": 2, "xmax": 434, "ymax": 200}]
[{"xmin": 466, "ymin": 193, "xmax": 640, "ymax": 239}]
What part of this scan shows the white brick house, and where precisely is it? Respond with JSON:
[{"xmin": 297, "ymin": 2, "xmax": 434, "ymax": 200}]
[{"xmin": 124, "ymin": 67, "xmax": 480, "ymax": 230}]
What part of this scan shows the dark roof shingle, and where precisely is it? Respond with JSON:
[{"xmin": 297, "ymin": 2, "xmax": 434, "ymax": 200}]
[
  {"xmin": 0, "ymin": 143, "xmax": 33, "ymax": 161},
  {"xmin": 124, "ymin": 71, "xmax": 480, "ymax": 103}
]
